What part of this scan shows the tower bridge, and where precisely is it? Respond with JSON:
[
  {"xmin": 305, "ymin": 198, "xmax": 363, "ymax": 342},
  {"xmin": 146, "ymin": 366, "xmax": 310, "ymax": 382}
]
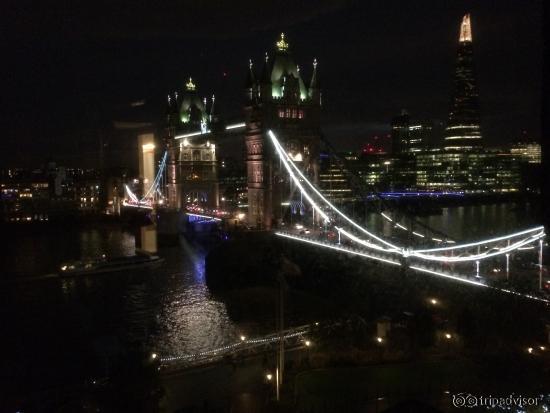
[
  {"xmin": 122, "ymin": 26, "xmax": 546, "ymax": 298},
  {"xmin": 145, "ymin": 22, "xmax": 548, "ymax": 377}
]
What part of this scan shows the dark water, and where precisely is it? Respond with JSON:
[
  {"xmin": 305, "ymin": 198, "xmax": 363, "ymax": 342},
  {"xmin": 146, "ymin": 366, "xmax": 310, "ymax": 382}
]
[
  {"xmin": 0, "ymin": 201, "xmax": 542, "ymax": 396},
  {"xmin": 366, "ymin": 201, "xmax": 540, "ymax": 240},
  {"xmin": 0, "ymin": 225, "xmax": 238, "ymax": 397}
]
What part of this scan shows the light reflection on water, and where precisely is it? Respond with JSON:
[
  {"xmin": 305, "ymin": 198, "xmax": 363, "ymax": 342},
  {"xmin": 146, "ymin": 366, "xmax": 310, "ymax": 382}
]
[
  {"xmin": 0, "ymin": 202, "xmax": 541, "ymax": 388},
  {"xmin": 149, "ymin": 240, "xmax": 238, "ymax": 357},
  {"xmin": 0, "ymin": 226, "xmax": 238, "ymax": 388}
]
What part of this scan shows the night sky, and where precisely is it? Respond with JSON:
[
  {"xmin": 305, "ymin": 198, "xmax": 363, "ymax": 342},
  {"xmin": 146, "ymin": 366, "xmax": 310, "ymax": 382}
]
[{"xmin": 2, "ymin": 0, "xmax": 542, "ymax": 168}]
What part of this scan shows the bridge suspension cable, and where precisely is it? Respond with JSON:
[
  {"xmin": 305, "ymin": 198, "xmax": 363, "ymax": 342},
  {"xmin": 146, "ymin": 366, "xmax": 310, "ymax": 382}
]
[
  {"xmin": 269, "ymin": 130, "xmax": 545, "ymax": 263},
  {"xmin": 319, "ymin": 134, "xmax": 455, "ymax": 244},
  {"xmin": 124, "ymin": 150, "xmax": 168, "ymax": 208}
]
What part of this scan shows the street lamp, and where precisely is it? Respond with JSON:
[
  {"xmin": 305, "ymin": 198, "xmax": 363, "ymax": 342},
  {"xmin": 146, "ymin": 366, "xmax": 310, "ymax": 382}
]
[
  {"xmin": 505, "ymin": 253, "xmax": 510, "ymax": 280},
  {"xmin": 430, "ymin": 298, "xmax": 438, "ymax": 305},
  {"xmin": 151, "ymin": 353, "xmax": 158, "ymax": 360},
  {"xmin": 266, "ymin": 373, "xmax": 273, "ymax": 381},
  {"xmin": 445, "ymin": 333, "xmax": 452, "ymax": 340},
  {"xmin": 304, "ymin": 340, "xmax": 311, "ymax": 347},
  {"xmin": 539, "ymin": 239, "xmax": 544, "ymax": 290},
  {"xmin": 376, "ymin": 337, "xmax": 383, "ymax": 343}
]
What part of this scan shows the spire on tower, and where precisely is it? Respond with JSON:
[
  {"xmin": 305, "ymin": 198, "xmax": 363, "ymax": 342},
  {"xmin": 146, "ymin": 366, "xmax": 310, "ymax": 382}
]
[
  {"xmin": 459, "ymin": 13, "xmax": 472, "ymax": 43},
  {"xmin": 309, "ymin": 58, "xmax": 319, "ymax": 90},
  {"xmin": 209, "ymin": 94, "xmax": 217, "ymax": 123},
  {"xmin": 245, "ymin": 58, "xmax": 256, "ymax": 88},
  {"xmin": 260, "ymin": 53, "xmax": 271, "ymax": 84}
]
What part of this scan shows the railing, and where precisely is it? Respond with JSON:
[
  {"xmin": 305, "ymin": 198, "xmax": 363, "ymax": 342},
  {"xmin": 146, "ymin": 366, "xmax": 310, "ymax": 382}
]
[{"xmin": 159, "ymin": 324, "xmax": 312, "ymax": 371}]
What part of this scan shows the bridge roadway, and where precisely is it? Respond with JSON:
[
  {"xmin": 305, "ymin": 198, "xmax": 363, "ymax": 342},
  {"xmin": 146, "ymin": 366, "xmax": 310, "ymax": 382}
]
[
  {"xmin": 275, "ymin": 231, "xmax": 550, "ymax": 304},
  {"xmin": 159, "ymin": 324, "xmax": 312, "ymax": 373},
  {"xmin": 158, "ymin": 230, "xmax": 548, "ymax": 374}
]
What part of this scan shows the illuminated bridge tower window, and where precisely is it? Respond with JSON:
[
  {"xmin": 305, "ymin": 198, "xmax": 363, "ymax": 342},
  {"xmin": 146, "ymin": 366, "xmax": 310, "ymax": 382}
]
[{"xmin": 444, "ymin": 13, "xmax": 483, "ymax": 151}]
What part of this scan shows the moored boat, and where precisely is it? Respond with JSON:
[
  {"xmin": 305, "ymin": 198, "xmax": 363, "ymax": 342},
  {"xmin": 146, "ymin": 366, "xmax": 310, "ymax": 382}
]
[{"xmin": 58, "ymin": 253, "xmax": 164, "ymax": 277}]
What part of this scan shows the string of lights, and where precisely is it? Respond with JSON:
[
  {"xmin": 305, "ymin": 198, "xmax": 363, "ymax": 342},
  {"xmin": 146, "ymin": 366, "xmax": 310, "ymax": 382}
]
[
  {"xmin": 269, "ymin": 130, "xmax": 546, "ymax": 262},
  {"xmin": 160, "ymin": 327, "xmax": 311, "ymax": 363}
]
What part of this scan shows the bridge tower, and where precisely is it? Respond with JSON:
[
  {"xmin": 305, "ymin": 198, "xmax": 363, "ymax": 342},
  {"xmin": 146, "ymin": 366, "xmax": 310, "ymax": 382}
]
[
  {"xmin": 244, "ymin": 34, "xmax": 321, "ymax": 229},
  {"xmin": 165, "ymin": 78, "xmax": 219, "ymax": 209}
]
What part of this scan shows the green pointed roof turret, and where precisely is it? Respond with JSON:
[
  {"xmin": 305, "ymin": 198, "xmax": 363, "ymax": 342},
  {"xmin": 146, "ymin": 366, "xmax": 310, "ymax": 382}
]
[
  {"xmin": 270, "ymin": 33, "xmax": 307, "ymax": 100},
  {"xmin": 179, "ymin": 76, "xmax": 206, "ymax": 125}
]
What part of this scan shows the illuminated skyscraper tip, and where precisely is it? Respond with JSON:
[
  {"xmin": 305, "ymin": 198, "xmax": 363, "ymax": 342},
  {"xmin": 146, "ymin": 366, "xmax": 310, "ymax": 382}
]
[
  {"xmin": 313, "ymin": 58, "xmax": 317, "ymax": 68},
  {"xmin": 459, "ymin": 13, "xmax": 472, "ymax": 43},
  {"xmin": 249, "ymin": 58, "xmax": 253, "ymax": 69},
  {"xmin": 444, "ymin": 13, "xmax": 481, "ymax": 150}
]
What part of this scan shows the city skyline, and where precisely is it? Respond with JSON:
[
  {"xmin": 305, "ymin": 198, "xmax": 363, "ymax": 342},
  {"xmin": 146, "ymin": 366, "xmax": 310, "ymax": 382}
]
[
  {"xmin": 2, "ymin": 3, "xmax": 549, "ymax": 411},
  {"xmin": 2, "ymin": 0, "xmax": 542, "ymax": 167}
]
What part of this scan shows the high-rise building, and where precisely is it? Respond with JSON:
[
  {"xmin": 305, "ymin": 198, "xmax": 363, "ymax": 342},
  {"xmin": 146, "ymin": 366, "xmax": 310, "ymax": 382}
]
[
  {"xmin": 391, "ymin": 110, "xmax": 411, "ymax": 154},
  {"xmin": 391, "ymin": 110, "xmax": 431, "ymax": 154},
  {"xmin": 444, "ymin": 14, "xmax": 483, "ymax": 151},
  {"xmin": 415, "ymin": 150, "xmax": 521, "ymax": 193},
  {"xmin": 510, "ymin": 141, "xmax": 541, "ymax": 164},
  {"xmin": 244, "ymin": 33, "xmax": 321, "ymax": 229},
  {"xmin": 319, "ymin": 153, "xmax": 356, "ymax": 203}
]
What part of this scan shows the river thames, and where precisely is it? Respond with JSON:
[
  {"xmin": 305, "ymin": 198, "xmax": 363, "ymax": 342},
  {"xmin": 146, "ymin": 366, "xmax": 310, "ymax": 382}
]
[{"xmin": 0, "ymin": 201, "xmax": 542, "ymax": 396}]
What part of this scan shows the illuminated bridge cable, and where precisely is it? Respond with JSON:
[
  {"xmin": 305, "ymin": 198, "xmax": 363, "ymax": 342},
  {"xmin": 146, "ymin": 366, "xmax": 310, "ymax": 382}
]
[
  {"xmin": 270, "ymin": 131, "xmax": 546, "ymax": 261},
  {"xmin": 271, "ymin": 133, "xmax": 330, "ymax": 222},
  {"xmin": 273, "ymin": 233, "xmax": 549, "ymax": 304},
  {"xmin": 410, "ymin": 231, "xmax": 545, "ymax": 263},
  {"xmin": 125, "ymin": 151, "xmax": 168, "ymax": 205},
  {"xmin": 412, "ymin": 226, "xmax": 545, "ymax": 253},
  {"xmin": 318, "ymin": 134, "xmax": 454, "ymax": 243},
  {"xmin": 269, "ymin": 131, "xmax": 401, "ymax": 252},
  {"xmin": 140, "ymin": 151, "xmax": 168, "ymax": 201}
]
